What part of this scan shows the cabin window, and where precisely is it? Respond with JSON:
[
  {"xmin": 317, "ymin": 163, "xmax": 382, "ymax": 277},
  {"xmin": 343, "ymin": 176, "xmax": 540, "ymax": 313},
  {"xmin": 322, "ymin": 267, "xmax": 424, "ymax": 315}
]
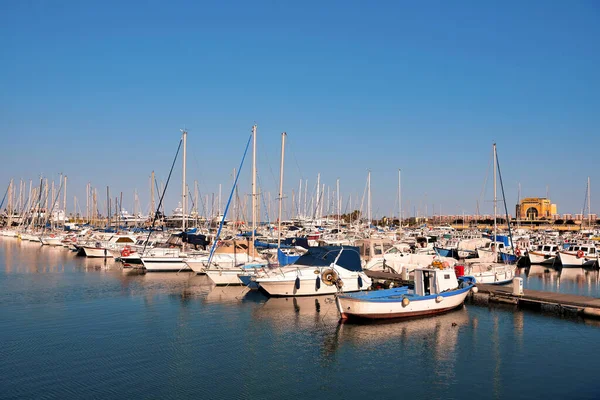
[
  {"xmin": 444, "ymin": 274, "xmax": 450, "ymax": 279},
  {"xmin": 543, "ymin": 246, "xmax": 550, "ymax": 252},
  {"xmin": 590, "ymin": 248, "xmax": 595, "ymax": 254},
  {"xmin": 374, "ymin": 247, "xmax": 383, "ymax": 255}
]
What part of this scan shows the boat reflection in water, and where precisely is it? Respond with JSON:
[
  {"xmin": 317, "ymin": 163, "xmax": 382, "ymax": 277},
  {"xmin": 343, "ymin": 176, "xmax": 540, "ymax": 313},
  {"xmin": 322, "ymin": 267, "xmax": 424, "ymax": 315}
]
[{"xmin": 558, "ymin": 267, "xmax": 599, "ymax": 296}]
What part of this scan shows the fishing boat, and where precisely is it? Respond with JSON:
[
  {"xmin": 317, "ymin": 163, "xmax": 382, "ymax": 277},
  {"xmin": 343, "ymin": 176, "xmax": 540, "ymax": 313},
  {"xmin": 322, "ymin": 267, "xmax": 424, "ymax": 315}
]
[
  {"xmin": 558, "ymin": 244, "xmax": 598, "ymax": 268},
  {"xmin": 528, "ymin": 244, "xmax": 560, "ymax": 265},
  {"xmin": 335, "ymin": 266, "xmax": 476, "ymax": 320}
]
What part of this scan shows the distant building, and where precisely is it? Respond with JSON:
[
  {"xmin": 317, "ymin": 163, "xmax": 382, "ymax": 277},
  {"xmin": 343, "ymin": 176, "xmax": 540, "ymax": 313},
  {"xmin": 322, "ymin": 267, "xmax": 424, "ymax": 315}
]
[{"xmin": 516, "ymin": 197, "xmax": 557, "ymax": 220}]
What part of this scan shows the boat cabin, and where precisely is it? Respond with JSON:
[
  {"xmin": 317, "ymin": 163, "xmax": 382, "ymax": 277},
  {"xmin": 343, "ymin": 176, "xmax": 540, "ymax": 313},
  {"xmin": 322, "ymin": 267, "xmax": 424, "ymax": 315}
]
[
  {"xmin": 413, "ymin": 268, "xmax": 459, "ymax": 296},
  {"xmin": 483, "ymin": 241, "xmax": 506, "ymax": 251},
  {"xmin": 566, "ymin": 245, "xmax": 596, "ymax": 255},
  {"xmin": 541, "ymin": 245, "xmax": 558, "ymax": 254},
  {"xmin": 355, "ymin": 239, "xmax": 394, "ymax": 261}
]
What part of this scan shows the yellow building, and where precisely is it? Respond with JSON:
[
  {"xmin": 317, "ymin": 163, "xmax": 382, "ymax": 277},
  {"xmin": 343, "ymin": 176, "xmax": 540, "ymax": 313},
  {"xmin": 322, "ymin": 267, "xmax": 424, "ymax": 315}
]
[{"xmin": 516, "ymin": 198, "xmax": 557, "ymax": 220}]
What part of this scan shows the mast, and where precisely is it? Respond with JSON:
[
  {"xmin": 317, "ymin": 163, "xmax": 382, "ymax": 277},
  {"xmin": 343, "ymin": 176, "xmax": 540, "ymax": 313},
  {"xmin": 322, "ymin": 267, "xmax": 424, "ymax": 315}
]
[
  {"xmin": 251, "ymin": 124, "xmax": 257, "ymax": 258},
  {"xmin": 588, "ymin": 176, "xmax": 592, "ymax": 227},
  {"xmin": 315, "ymin": 173, "xmax": 320, "ymax": 221},
  {"xmin": 298, "ymin": 179, "xmax": 302, "ymax": 219},
  {"xmin": 181, "ymin": 129, "xmax": 188, "ymax": 253},
  {"xmin": 493, "ymin": 143, "xmax": 497, "ymax": 244},
  {"xmin": 63, "ymin": 175, "xmax": 67, "ymax": 227},
  {"xmin": 277, "ymin": 132, "xmax": 286, "ymax": 248},
  {"xmin": 367, "ymin": 170, "xmax": 372, "ymax": 227},
  {"xmin": 150, "ymin": 171, "xmax": 155, "ymax": 220},
  {"xmin": 304, "ymin": 179, "xmax": 308, "ymax": 220},
  {"xmin": 398, "ymin": 169, "xmax": 402, "ymax": 227},
  {"xmin": 336, "ymin": 178, "xmax": 340, "ymax": 232}
]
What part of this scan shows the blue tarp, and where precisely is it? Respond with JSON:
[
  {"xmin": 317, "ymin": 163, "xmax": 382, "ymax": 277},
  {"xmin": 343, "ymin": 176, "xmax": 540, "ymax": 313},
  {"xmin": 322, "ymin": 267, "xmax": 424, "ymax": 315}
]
[
  {"xmin": 277, "ymin": 249, "xmax": 301, "ymax": 266},
  {"xmin": 294, "ymin": 246, "xmax": 363, "ymax": 272}
]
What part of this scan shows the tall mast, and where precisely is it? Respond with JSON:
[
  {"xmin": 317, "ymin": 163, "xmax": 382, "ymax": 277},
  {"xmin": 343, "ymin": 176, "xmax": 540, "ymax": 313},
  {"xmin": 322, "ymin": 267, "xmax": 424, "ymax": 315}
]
[
  {"xmin": 336, "ymin": 178, "xmax": 340, "ymax": 232},
  {"xmin": 251, "ymin": 124, "xmax": 257, "ymax": 258},
  {"xmin": 316, "ymin": 173, "xmax": 320, "ymax": 221},
  {"xmin": 367, "ymin": 170, "xmax": 372, "ymax": 227},
  {"xmin": 588, "ymin": 176, "xmax": 592, "ymax": 226},
  {"xmin": 181, "ymin": 129, "xmax": 188, "ymax": 253},
  {"xmin": 303, "ymin": 179, "xmax": 308, "ymax": 220},
  {"xmin": 493, "ymin": 143, "xmax": 497, "ymax": 242},
  {"xmin": 63, "ymin": 175, "xmax": 67, "ymax": 226},
  {"xmin": 277, "ymin": 132, "xmax": 286, "ymax": 248},
  {"xmin": 298, "ymin": 179, "xmax": 302, "ymax": 219},
  {"xmin": 150, "ymin": 171, "xmax": 155, "ymax": 220},
  {"xmin": 398, "ymin": 169, "xmax": 402, "ymax": 227}
]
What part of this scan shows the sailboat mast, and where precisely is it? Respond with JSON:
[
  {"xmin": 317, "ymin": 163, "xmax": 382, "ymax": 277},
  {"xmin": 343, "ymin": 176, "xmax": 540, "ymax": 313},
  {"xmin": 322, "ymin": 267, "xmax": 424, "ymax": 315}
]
[
  {"xmin": 277, "ymin": 132, "xmax": 286, "ymax": 248},
  {"xmin": 181, "ymin": 130, "xmax": 187, "ymax": 251},
  {"xmin": 251, "ymin": 124, "xmax": 257, "ymax": 258},
  {"xmin": 398, "ymin": 169, "xmax": 402, "ymax": 227},
  {"xmin": 367, "ymin": 170, "xmax": 372, "ymax": 227},
  {"xmin": 493, "ymin": 143, "xmax": 497, "ymax": 241},
  {"xmin": 336, "ymin": 178, "xmax": 340, "ymax": 232},
  {"xmin": 150, "ymin": 171, "xmax": 155, "ymax": 220},
  {"xmin": 588, "ymin": 176, "xmax": 591, "ymax": 226},
  {"xmin": 63, "ymin": 176, "xmax": 67, "ymax": 227}
]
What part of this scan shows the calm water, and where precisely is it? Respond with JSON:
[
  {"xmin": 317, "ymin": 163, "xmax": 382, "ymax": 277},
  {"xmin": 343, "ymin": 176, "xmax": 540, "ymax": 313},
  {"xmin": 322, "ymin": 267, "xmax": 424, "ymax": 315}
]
[{"xmin": 1, "ymin": 239, "xmax": 599, "ymax": 400}]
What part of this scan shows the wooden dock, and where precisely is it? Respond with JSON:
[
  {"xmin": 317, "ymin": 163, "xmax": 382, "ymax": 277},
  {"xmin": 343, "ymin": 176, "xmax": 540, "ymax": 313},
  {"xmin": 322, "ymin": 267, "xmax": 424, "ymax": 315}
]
[{"xmin": 476, "ymin": 284, "xmax": 600, "ymax": 318}]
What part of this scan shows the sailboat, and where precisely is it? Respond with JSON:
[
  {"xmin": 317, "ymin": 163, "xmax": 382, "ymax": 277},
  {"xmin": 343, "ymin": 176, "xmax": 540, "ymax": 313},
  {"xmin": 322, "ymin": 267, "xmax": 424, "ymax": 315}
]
[
  {"xmin": 463, "ymin": 143, "xmax": 516, "ymax": 285},
  {"xmin": 201, "ymin": 125, "xmax": 265, "ymax": 285},
  {"xmin": 141, "ymin": 129, "xmax": 192, "ymax": 272}
]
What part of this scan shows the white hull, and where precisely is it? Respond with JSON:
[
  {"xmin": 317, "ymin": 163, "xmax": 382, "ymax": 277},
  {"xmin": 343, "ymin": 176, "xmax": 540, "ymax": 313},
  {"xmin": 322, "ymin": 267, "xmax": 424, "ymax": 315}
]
[
  {"xmin": 82, "ymin": 246, "xmax": 113, "ymax": 258},
  {"xmin": 336, "ymin": 288, "xmax": 470, "ymax": 320},
  {"xmin": 141, "ymin": 257, "xmax": 190, "ymax": 272},
  {"xmin": 257, "ymin": 273, "xmax": 371, "ymax": 297},
  {"xmin": 558, "ymin": 251, "xmax": 598, "ymax": 268},
  {"xmin": 205, "ymin": 269, "xmax": 246, "ymax": 285},
  {"xmin": 41, "ymin": 237, "xmax": 63, "ymax": 246},
  {"xmin": 528, "ymin": 251, "xmax": 557, "ymax": 265},
  {"xmin": 465, "ymin": 263, "xmax": 516, "ymax": 285}
]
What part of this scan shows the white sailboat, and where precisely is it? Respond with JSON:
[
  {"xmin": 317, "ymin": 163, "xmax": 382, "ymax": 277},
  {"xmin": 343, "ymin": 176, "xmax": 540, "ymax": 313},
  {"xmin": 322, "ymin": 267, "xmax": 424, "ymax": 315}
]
[
  {"xmin": 464, "ymin": 143, "xmax": 516, "ymax": 285},
  {"xmin": 141, "ymin": 129, "xmax": 191, "ymax": 272}
]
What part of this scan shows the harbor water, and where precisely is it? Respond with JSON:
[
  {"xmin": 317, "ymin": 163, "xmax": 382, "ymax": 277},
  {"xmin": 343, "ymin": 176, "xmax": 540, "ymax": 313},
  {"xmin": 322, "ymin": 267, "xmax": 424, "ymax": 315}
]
[{"xmin": 1, "ymin": 239, "xmax": 599, "ymax": 400}]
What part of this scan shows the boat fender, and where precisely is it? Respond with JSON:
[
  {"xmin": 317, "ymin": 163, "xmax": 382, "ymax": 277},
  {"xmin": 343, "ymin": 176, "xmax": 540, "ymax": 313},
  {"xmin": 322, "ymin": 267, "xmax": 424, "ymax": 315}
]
[
  {"xmin": 515, "ymin": 248, "xmax": 521, "ymax": 257},
  {"xmin": 577, "ymin": 250, "xmax": 584, "ymax": 259},
  {"xmin": 402, "ymin": 297, "xmax": 410, "ymax": 307},
  {"xmin": 295, "ymin": 276, "xmax": 301, "ymax": 290},
  {"xmin": 436, "ymin": 296, "xmax": 443, "ymax": 303},
  {"xmin": 358, "ymin": 275, "xmax": 363, "ymax": 288},
  {"xmin": 471, "ymin": 286, "xmax": 479, "ymax": 294},
  {"xmin": 315, "ymin": 276, "xmax": 321, "ymax": 290}
]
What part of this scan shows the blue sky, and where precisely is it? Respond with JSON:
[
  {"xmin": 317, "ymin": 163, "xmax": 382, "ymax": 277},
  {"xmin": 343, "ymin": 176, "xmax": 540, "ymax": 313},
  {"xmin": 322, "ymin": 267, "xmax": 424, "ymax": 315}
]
[{"xmin": 1, "ymin": 1, "xmax": 599, "ymax": 219}]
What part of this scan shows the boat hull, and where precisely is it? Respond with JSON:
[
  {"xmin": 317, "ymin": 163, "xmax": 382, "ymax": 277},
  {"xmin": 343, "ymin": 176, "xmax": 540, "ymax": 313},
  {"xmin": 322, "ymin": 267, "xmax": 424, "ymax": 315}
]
[
  {"xmin": 82, "ymin": 246, "xmax": 113, "ymax": 258},
  {"xmin": 205, "ymin": 269, "xmax": 246, "ymax": 285},
  {"xmin": 558, "ymin": 251, "xmax": 598, "ymax": 268},
  {"xmin": 528, "ymin": 251, "xmax": 557, "ymax": 265},
  {"xmin": 257, "ymin": 274, "xmax": 370, "ymax": 297},
  {"xmin": 141, "ymin": 258, "xmax": 190, "ymax": 272},
  {"xmin": 336, "ymin": 287, "xmax": 471, "ymax": 320}
]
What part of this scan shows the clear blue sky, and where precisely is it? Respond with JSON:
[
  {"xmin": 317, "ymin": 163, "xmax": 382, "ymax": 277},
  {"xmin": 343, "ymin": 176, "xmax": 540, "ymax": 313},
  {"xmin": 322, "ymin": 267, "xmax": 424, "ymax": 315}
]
[{"xmin": 1, "ymin": 0, "xmax": 599, "ymax": 219}]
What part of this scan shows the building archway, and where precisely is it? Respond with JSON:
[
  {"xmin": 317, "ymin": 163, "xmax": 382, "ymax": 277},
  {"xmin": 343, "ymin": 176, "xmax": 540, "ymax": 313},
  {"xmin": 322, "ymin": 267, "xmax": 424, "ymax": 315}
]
[{"xmin": 526, "ymin": 207, "xmax": 538, "ymax": 220}]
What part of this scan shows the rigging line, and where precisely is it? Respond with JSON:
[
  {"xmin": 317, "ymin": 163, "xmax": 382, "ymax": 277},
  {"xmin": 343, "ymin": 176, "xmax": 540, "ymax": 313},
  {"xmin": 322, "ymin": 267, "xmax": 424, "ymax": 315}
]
[
  {"xmin": 495, "ymin": 147, "xmax": 516, "ymax": 256},
  {"xmin": 285, "ymin": 136, "xmax": 305, "ymax": 181},
  {"xmin": 207, "ymin": 133, "xmax": 252, "ymax": 266},
  {"xmin": 143, "ymin": 137, "xmax": 183, "ymax": 254},
  {"xmin": 0, "ymin": 181, "xmax": 11, "ymax": 211}
]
